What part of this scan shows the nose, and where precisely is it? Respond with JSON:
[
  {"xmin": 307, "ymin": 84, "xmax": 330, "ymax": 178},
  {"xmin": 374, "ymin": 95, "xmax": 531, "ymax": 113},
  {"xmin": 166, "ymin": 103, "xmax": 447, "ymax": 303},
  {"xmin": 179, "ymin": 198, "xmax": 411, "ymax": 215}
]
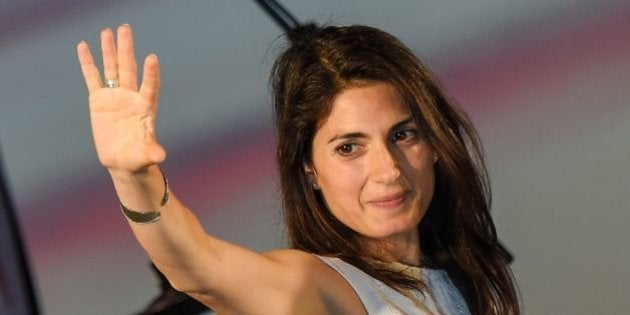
[{"xmin": 369, "ymin": 142, "xmax": 402, "ymax": 184}]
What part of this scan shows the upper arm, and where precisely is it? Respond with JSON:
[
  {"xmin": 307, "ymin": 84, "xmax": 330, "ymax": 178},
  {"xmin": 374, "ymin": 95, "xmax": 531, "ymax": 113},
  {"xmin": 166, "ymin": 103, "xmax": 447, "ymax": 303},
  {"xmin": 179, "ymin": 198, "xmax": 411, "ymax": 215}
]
[
  {"xmin": 176, "ymin": 247, "xmax": 327, "ymax": 313},
  {"xmin": 169, "ymin": 246, "xmax": 364, "ymax": 314}
]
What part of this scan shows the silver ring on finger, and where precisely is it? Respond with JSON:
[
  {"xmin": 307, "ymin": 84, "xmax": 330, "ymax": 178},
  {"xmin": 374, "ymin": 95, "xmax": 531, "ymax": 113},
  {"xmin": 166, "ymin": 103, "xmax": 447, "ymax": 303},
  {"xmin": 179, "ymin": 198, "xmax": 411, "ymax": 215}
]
[{"xmin": 104, "ymin": 78, "xmax": 120, "ymax": 88}]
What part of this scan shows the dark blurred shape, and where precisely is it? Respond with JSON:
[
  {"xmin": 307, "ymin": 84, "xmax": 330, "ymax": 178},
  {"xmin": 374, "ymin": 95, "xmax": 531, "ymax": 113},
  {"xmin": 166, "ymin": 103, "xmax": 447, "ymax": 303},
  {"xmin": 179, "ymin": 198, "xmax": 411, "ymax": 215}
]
[
  {"xmin": 253, "ymin": 0, "xmax": 300, "ymax": 32},
  {"xmin": 0, "ymin": 147, "xmax": 41, "ymax": 315},
  {"xmin": 136, "ymin": 263, "xmax": 210, "ymax": 315},
  {"xmin": 499, "ymin": 241, "xmax": 514, "ymax": 264}
]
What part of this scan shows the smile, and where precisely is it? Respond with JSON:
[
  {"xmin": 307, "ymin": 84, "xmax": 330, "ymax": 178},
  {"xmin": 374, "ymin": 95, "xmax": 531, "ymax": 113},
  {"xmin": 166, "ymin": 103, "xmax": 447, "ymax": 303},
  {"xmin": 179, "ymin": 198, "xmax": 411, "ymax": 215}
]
[{"xmin": 368, "ymin": 190, "xmax": 410, "ymax": 209}]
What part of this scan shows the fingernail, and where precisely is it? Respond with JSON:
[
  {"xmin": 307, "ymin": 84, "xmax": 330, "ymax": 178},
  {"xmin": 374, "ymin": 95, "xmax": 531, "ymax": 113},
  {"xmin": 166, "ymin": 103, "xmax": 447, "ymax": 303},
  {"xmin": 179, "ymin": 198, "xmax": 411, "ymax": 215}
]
[
  {"xmin": 101, "ymin": 27, "xmax": 111, "ymax": 34},
  {"xmin": 120, "ymin": 23, "xmax": 131, "ymax": 29}
]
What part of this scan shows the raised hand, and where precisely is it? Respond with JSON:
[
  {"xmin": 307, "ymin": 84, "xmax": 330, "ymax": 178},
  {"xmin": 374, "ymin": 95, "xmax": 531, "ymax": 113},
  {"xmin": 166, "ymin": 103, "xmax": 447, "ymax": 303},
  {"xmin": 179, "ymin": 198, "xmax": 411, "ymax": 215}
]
[{"xmin": 78, "ymin": 25, "xmax": 166, "ymax": 175}]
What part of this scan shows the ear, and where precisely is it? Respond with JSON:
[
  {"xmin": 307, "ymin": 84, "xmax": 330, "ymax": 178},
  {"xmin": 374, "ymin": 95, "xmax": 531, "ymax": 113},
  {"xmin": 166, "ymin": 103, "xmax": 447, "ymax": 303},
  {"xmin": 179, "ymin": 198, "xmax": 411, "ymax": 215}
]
[{"xmin": 303, "ymin": 163, "xmax": 320, "ymax": 190}]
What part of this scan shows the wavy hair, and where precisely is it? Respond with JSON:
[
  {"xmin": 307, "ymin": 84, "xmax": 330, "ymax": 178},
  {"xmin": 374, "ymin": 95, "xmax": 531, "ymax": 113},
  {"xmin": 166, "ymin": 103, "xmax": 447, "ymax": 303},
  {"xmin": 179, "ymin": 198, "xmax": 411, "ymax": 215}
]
[{"xmin": 271, "ymin": 23, "xmax": 519, "ymax": 314}]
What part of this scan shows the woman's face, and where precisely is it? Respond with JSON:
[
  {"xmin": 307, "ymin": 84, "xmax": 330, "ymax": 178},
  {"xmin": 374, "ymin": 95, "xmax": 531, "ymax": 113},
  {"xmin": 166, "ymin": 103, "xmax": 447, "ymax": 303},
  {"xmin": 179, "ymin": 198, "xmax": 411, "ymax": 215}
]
[{"xmin": 308, "ymin": 82, "xmax": 435, "ymax": 243}]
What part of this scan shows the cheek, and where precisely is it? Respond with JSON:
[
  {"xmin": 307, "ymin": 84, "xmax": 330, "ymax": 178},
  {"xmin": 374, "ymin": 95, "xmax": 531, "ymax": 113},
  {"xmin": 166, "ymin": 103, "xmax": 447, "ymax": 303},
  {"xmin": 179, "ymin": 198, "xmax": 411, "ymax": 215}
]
[
  {"xmin": 404, "ymin": 146, "xmax": 436, "ymax": 191},
  {"xmin": 317, "ymin": 162, "xmax": 367, "ymax": 210},
  {"xmin": 321, "ymin": 164, "xmax": 364, "ymax": 193}
]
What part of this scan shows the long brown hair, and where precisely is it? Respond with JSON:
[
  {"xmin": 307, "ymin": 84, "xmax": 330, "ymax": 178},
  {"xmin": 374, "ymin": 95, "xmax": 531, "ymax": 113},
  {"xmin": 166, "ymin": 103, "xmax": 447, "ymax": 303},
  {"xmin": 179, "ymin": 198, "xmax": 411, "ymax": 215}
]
[{"xmin": 271, "ymin": 23, "xmax": 519, "ymax": 314}]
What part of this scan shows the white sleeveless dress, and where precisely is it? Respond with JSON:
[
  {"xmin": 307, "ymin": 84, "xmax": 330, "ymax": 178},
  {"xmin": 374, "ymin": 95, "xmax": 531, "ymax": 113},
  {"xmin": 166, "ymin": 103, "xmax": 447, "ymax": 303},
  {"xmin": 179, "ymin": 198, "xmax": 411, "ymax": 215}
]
[{"xmin": 317, "ymin": 256, "xmax": 471, "ymax": 315}]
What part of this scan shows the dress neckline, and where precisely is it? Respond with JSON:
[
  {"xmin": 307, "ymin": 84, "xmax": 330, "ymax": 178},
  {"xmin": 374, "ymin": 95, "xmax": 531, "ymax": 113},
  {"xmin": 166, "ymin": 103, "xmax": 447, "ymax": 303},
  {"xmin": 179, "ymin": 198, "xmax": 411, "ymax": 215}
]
[{"xmin": 370, "ymin": 260, "xmax": 424, "ymax": 279}]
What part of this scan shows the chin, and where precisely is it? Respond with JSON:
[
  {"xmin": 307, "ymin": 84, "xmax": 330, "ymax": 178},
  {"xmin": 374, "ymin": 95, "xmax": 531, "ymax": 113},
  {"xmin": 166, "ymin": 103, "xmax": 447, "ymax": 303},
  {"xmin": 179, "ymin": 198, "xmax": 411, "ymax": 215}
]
[{"xmin": 364, "ymin": 220, "xmax": 420, "ymax": 240}]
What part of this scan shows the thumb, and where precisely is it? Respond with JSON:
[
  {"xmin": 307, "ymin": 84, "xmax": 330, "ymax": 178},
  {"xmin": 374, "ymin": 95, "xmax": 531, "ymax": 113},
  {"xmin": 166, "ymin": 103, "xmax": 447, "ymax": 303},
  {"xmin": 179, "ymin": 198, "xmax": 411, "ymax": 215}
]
[{"xmin": 147, "ymin": 142, "xmax": 167, "ymax": 165}]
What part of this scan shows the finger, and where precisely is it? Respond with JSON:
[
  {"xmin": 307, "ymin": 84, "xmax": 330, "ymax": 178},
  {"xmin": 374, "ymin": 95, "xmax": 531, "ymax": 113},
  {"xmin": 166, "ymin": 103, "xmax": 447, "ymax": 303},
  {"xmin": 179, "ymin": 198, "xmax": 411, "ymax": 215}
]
[
  {"xmin": 144, "ymin": 116, "xmax": 166, "ymax": 164},
  {"xmin": 100, "ymin": 28, "xmax": 119, "ymax": 81},
  {"xmin": 77, "ymin": 41, "xmax": 103, "ymax": 93},
  {"xmin": 139, "ymin": 54, "xmax": 160, "ymax": 105},
  {"xmin": 116, "ymin": 24, "xmax": 138, "ymax": 90}
]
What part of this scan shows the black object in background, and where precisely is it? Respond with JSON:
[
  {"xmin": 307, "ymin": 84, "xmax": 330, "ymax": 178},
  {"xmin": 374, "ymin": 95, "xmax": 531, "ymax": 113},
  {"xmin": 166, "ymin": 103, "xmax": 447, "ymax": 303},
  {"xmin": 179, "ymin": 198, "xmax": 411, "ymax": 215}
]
[
  {"xmin": 136, "ymin": 263, "xmax": 209, "ymax": 315},
  {"xmin": 253, "ymin": 0, "xmax": 300, "ymax": 32},
  {"xmin": 0, "ymin": 147, "xmax": 40, "ymax": 315}
]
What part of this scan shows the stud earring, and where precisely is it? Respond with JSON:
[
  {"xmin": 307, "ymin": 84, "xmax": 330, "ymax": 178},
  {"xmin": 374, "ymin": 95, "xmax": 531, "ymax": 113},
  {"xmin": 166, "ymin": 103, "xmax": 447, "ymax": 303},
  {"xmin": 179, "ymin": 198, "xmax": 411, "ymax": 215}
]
[{"xmin": 312, "ymin": 182, "xmax": 320, "ymax": 190}]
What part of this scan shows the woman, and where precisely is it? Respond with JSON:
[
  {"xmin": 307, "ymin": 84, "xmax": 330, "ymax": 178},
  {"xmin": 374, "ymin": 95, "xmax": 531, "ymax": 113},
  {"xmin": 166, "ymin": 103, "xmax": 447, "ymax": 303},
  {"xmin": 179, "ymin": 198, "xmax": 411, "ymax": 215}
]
[{"xmin": 77, "ymin": 23, "xmax": 519, "ymax": 314}]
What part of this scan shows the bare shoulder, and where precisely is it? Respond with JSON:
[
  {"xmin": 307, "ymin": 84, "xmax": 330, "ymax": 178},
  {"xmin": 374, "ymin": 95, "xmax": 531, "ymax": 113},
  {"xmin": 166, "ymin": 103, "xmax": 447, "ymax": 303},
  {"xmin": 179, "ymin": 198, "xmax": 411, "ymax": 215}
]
[{"xmin": 263, "ymin": 249, "xmax": 366, "ymax": 315}]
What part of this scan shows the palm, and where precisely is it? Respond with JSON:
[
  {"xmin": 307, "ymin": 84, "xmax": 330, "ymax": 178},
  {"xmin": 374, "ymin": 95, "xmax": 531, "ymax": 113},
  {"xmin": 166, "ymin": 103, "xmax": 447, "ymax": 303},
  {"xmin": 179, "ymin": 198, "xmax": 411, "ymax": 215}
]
[
  {"xmin": 89, "ymin": 88, "xmax": 161, "ymax": 171},
  {"xmin": 78, "ymin": 25, "xmax": 165, "ymax": 173}
]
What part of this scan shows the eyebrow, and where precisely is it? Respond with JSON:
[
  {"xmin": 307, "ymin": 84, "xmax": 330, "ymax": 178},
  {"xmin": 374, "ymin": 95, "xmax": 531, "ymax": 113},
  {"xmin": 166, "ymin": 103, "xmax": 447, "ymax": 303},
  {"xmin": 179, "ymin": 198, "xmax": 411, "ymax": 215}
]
[{"xmin": 326, "ymin": 117, "xmax": 414, "ymax": 144}]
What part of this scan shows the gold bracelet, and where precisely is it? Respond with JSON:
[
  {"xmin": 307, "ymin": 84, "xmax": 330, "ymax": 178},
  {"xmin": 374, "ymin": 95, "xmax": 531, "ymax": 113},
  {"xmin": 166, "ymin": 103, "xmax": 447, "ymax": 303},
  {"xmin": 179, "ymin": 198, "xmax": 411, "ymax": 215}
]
[{"xmin": 120, "ymin": 171, "xmax": 169, "ymax": 224}]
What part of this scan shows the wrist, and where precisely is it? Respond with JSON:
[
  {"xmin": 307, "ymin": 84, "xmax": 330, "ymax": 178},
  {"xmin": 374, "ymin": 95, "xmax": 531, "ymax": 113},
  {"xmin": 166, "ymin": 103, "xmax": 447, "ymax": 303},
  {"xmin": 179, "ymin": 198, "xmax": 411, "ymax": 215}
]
[
  {"xmin": 109, "ymin": 164, "xmax": 167, "ymax": 214},
  {"xmin": 108, "ymin": 164, "xmax": 159, "ymax": 182},
  {"xmin": 119, "ymin": 170, "xmax": 169, "ymax": 224}
]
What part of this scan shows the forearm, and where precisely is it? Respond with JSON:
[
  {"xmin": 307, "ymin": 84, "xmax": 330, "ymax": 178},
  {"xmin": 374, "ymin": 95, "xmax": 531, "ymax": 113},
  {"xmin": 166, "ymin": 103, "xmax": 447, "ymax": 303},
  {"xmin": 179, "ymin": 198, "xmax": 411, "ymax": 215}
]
[{"xmin": 109, "ymin": 165, "xmax": 213, "ymax": 291}]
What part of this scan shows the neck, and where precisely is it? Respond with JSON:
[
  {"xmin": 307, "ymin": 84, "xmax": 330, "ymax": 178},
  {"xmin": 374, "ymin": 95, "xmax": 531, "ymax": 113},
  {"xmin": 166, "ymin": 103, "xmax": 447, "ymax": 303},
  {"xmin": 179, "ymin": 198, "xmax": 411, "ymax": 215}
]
[{"xmin": 363, "ymin": 228, "xmax": 421, "ymax": 266}]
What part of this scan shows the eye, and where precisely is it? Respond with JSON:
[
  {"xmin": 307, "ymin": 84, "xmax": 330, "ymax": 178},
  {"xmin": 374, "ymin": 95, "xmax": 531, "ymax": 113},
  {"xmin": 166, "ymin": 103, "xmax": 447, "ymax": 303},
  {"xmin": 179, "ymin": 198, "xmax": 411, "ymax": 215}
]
[
  {"xmin": 392, "ymin": 129, "xmax": 418, "ymax": 142},
  {"xmin": 336, "ymin": 143, "xmax": 360, "ymax": 156}
]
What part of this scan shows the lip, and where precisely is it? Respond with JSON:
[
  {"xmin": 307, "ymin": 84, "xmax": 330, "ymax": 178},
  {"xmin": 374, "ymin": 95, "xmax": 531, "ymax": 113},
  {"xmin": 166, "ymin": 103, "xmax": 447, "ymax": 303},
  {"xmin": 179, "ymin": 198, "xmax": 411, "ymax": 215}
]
[{"xmin": 368, "ymin": 190, "xmax": 410, "ymax": 208}]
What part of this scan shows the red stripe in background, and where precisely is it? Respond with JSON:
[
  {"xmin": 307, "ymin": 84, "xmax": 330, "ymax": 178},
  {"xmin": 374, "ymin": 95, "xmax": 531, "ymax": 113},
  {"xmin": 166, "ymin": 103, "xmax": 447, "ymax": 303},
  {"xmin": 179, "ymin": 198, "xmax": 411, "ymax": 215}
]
[
  {"xmin": 20, "ymin": 4, "xmax": 630, "ymax": 263},
  {"xmin": 22, "ymin": 126, "xmax": 276, "ymax": 262},
  {"xmin": 438, "ymin": 5, "xmax": 630, "ymax": 115}
]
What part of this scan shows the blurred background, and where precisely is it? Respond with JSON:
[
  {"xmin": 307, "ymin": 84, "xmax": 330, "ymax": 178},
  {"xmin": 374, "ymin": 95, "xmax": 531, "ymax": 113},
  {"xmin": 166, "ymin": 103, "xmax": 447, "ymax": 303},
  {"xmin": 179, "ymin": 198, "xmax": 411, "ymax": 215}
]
[{"xmin": 1, "ymin": 0, "xmax": 629, "ymax": 314}]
